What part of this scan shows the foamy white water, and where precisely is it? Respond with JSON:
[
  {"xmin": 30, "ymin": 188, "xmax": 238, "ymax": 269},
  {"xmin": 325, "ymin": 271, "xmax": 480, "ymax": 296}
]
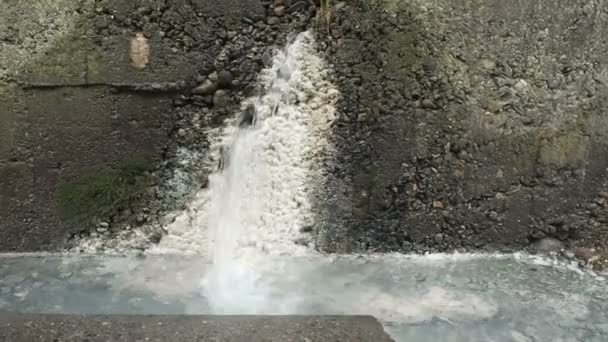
[{"xmin": 147, "ymin": 31, "xmax": 338, "ymax": 260}]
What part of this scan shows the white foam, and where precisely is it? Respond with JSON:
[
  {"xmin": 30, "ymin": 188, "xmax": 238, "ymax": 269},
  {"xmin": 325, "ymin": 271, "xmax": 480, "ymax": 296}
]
[{"xmin": 148, "ymin": 31, "xmax": 338, "ymax": 258}]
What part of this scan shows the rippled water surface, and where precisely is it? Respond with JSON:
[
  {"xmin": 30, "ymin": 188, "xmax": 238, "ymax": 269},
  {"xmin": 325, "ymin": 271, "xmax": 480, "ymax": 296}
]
[{"xmin": 1, "ymin": 254, "xmax": 606, "ymax": 342}]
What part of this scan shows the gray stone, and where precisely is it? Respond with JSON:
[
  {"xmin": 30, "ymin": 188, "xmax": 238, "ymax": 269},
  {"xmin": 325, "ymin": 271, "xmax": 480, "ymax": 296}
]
[
  {"xmin": 262, "ymin": 51, "xmax": 273, "ymax": 66},
  {"xmin": 267, "ymin": 16, "xmax": 281, "ymax": 25},
  {"xmin": 574, "ymin": 247, "xmax": 594, "ymax": 261},
  {"xmin": 192, "ymin": 79, "xmax": 217, "ymax": 95},
  {"xmin": 488, "ymin": 211, "xmax": 499, "ymax": 221},
  {"xmin": 239, "ymin": 104, "xmax": 256, "ymax": 127},
  {"xmin": 213, "ymin": 90, "xmax": 230, "ymax": 107},
  {"xmin": 287, "ymin": 1, "xmax": 309, "ymax": 14},
  {"xmin": 535, "ymin": 238, "xmax": 564, "ymax": 254},
  {"xmin": 294, "ymin": 237, "xmax": 310, "ymax": 246},
  {"xmin": 217, "ymin": 70, "xmax": 234, "ymax": 89},
  {"xmin": 208, "ymin": 71, "xmax": 219, "ymax": 82},
  {"xmin": 300, "ymin": 225, "xmax": 314, "ymax": 233}
]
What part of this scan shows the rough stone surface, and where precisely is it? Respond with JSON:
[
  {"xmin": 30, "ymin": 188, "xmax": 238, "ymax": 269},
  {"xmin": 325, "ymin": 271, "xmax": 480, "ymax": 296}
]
[
  {"xmin": 0, "ymin": 314, "xmax": 394, "ymax": 342},
  {"xmin": 0, "ymin": 0, "xmax": 312, "ymax": 252},
  {"xmin": 315, "ymin": 0, "xmax": 608, "ymax": 263}
]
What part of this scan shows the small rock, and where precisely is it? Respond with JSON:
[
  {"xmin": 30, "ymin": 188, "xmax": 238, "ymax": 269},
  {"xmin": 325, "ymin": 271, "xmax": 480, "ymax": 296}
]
[
  {"xmin": 287, "ymin": 1, "xmax": 309, "ymax": 13},
  {"xmin": 177, "ymin": 128, "xmax": 187, "ymax": 137},
  {"xmin": 480, "ymin": 59, "xmax": 496, "ymax": 71},
  {"xmin": 136, "ymin": 214, "xmax": 148, "ymax": 224},
  {"xmin": 217, "ymin": 70, "xmax": 233, "ymax": 88},
  {"xmin": 335, "ymin": 1, "xmax": 347, "ymax": 10},
  {"xmin": 421, "ymin": 98, "xmax": 438, "ymax": 109},
  {"xmin": 262, "ymin": 51, "xmax": 273, "ymax": 66},
  {"xmin": 294, "ymin": 237, "xmax": 310, "ymax": 247},
  {"xmin": 434, "ymin": 234, "xmax": 444, "ymax": 244},
  {"xmin": 547, "ymin": 78, "xmax": 560, "ymax": 90},
  {"xmin": 300, "ymin": 225, "xmax": 314, "ymax": 233},
  {"xmin": 99, "ymin": 222, "xmax": 109, "ymax": 228},
  {"xmin": 148, "ymin": 230, "xmax": 162, "ymax": 244},
  {"xmin": 274, "ymin": 5, "xmax": 286, "ymax": 16},
  {"xmin": 488, "ymin": 211, "xmax": 499, "ymax": 221},
  {"xmin": 432, "ymin": 200, "xmax": 444, "ymax": 209},
  {"xmin": 458, "ymin": 150, "xmax": 469, "ymax": 160},
  {"xmin": 213, "ymin": 90, "xmax": 229, "ymax": 107},
  {"xmin": 239, "ymin": 104, "xmax": 256, "ymax": 127},
  {"xmin": 535, "ymin": 237, "xmax": 564, "ymax": 254},
  {"xmin": 192, "ymin": 79, "xmax": 217, "ymax": 95},
  {"xmin": 514, "ymin": 79, "xmax": 529, "ymax": 92},
  {"xmin": 208, "ymin": 72, "xmax": 218, "ymax": 82},
  {"xmin": 574, "ymin": 247, "xmax": 594, "ymax": 261},
  {"xmin": 267, "ymin": 16, "xmax": 281, "ymax": 25}
]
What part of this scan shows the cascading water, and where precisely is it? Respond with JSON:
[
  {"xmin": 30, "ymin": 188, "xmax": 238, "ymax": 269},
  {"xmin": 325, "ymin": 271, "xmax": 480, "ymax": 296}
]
[
  {"xmin": 147, "ymin": 31, "xmax": 338, "ymax": 313},
  {"xmin": 151, "ymin": 31, "xmax": 337, "ymax": 258},
  {"xmin": 207, "ymin": 32, "xmax": 326, "ymax": 262}
]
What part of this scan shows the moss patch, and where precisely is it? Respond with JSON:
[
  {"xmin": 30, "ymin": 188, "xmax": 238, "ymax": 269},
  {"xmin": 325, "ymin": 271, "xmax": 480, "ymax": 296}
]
[{"xmin": 57, "ymin": 157, "xmax": 154, "ymax": 224}]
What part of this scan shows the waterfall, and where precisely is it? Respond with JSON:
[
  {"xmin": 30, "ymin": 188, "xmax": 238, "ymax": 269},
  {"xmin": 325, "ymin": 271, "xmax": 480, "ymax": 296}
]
[
  {"xmin": 199, "ymin": 31, "xmax": 338, "ymax": 313},
  {"xmin": 144, "ymin": 32, "xmax": 338, "ymax": 313},
  {"xmin": 149, "ymin": 31, "xmax": 337, "ymax": 259}
]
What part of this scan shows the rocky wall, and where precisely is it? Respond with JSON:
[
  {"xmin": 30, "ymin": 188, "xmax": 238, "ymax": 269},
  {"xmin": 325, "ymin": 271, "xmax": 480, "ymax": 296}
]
[{"xmin": 317, "ymin": 0, "xmax": 608, "ymax": 266}]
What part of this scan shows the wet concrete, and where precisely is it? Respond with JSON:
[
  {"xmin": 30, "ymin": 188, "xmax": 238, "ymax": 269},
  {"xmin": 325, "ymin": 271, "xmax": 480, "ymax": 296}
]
[{"xmin": 0, "ymin": 314, "xmax": 393, "ymax": 342}]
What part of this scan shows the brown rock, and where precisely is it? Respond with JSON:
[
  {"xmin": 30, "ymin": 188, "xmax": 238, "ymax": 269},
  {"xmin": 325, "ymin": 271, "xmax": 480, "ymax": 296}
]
[
  {"xmin": 432, "ymin": 200, "xmax": 444, "ymax": 209},
  {"xmin": 574, "ymin": 247, "xmax": 594, "ymax": 261},
  {"xmin": 129, "ymin": 33, "xmax": 149, "ymax": 69},
  {"xmin": 274, "ymin": 5, "xmax": 286, "ymax": 17}
]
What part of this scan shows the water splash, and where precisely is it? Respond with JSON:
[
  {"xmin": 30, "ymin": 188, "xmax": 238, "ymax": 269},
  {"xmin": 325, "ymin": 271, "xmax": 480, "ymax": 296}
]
[{"xmin": 143, "ymin": 32, "xmax": 337, "ymax": 312}]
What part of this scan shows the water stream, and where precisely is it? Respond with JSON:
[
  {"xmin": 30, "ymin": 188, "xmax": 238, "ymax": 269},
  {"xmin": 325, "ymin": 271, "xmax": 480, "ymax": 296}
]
[{"xmin": 147, "ymin": 31, "xmax": 336, "ymax": 258}]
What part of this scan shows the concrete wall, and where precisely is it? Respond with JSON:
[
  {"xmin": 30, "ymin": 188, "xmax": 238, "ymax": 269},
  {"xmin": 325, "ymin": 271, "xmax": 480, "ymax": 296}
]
[
  {"xmin": 0, "ymin": 0, "xmax": 268, "ymax": 251},
  {"xmin": 318, "ymin": 0, "xmax": 608, "ymax": 260}
]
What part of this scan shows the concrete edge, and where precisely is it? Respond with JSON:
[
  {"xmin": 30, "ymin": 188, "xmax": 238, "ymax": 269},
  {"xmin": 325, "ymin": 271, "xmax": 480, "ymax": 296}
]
[{"xmin": 0, "ymin": 314, "xmax": 395, "ymax": 342}]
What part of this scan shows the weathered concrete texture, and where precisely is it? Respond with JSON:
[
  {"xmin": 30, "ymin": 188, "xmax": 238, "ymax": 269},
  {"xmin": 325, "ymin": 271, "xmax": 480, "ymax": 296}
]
[
  {"xmin": 0, "ymin": 314, "xmax": 394, "ymax": 342},
  {"xmin": 0, "ymin": 0, "xmax": 286, "ymax": 251},
  {"xmin": 317, "ymin": 0, "xmax": 608, "ymax": 263}
]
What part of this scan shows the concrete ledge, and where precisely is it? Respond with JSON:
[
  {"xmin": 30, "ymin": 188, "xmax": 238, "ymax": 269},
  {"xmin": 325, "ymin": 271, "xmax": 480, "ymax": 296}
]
[{"xmin": 0, "ymin": 314, "xmax": 394, "ymax": 342}]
